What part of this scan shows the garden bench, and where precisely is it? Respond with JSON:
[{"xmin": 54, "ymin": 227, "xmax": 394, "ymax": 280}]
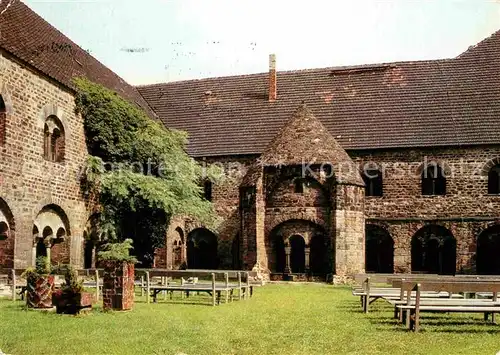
[
  {"xmin": 396, "ymin": 280, "xmax": 500, "ymax": 332},
  {"xmin": 144, "ymin": 271, "xmax": 253, "ymax": 306}
]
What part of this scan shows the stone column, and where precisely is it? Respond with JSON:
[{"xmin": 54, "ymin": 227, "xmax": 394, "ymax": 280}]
[
  {"xmin": 31, "ymin": 242, "xmax": 37, "ymax": 266},
  {"xmin": 284, "ymin": 245, "xmax": 291, "ymax": 273},
  {"xmin": 334, "ymin": 184, "xmax": 365, "ymax": 278},
  {"xmin": 45, "ymin": 239, "xmax": 52, "ymax": 262},
  {"xmin": 305, "ymin": 246, "xmax": 310, "ymax": 273}
]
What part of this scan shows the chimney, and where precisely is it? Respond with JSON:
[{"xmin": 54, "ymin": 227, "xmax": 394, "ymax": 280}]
[{"xmin": 269, "ymin": 54, "xmax": 277, "ymax": 101}]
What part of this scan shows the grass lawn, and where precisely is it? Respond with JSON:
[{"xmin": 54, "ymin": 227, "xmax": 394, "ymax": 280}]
[{"xmin": 1, "ymin": 283, "xmax": 499, "ymax": 355}]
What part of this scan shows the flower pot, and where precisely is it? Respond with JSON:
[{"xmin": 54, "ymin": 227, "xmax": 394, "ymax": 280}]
[
  {"xmin": 52, "ymin": 290, "xmax": 95, "ymax": 314},
  {"xmin": 102, "ymin": 261, "xmax": 134, "ymax": 311},
  {"xmin": 26, "ymin": 275, "xmax": 55, "ymax": 309}
]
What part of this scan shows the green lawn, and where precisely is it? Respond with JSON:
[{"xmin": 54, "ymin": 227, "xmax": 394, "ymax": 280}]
[{"xmin": 1, "ymin": 284, "xmax": 499, "ymax": 355}]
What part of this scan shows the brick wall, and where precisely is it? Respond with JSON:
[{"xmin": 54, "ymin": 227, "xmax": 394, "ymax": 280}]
[{"xmin": 0, "ymin": 50, "xmax": 89, "ymax": 268}]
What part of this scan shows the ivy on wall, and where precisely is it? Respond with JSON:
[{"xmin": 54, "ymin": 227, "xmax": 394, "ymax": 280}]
[{"xmin": 74, "ymin": 78, "xmax": 220, "ymax": 265}]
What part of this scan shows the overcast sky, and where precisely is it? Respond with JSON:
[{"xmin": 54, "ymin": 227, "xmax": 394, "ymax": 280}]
[{"xmin": 23, "ymin": 0, "xmax": 500, "ymax": 85}]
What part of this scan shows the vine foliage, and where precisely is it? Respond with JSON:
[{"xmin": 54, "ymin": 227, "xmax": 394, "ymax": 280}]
[{"xmin": 74, "ymin": 78, "xmax": 220, "ymax": 266}]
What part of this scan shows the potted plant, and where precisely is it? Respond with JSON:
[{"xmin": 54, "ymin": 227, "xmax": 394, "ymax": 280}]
[
  {"xmin": 98, "ymin": 239, "xmax": 137, "ymax": 311},
  {"xmin": 23, "ymin": 256, "xmax": 55, "ymax": 309},
  {"xmin": 52, "ymin": 265, "xmax": 95, "ymax": 314}
]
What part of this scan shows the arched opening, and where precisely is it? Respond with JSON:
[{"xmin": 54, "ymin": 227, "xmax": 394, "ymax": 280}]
[
  {"xmin": 289, "ymin": 235, "xmax": 305, "ymax": 273},
  {"xmin": 421, "ymin": 164, "xmax": 446, "ymax": 196},
  {"xmin": 172, "ymin": 227, "xmax": 184, "ymax": 269},
  {"xmin": 0, "ymin": 198, "xmax": 14, "ymax": 268},
  {"xmin": 476, "ymin": 225, "xmax": 500, "ymax": 275},
  {"xmin": 83, "ymin": 214, "xmax": 101, "ymax": 269},
  {"xmin": 309, "ymin": 234, "xmax": 328, "ymax": 274},
  {"xmin": 273, "ymin": 236, "xmax": 286, "ymax": 273},
  {"xmin": 231, "ymin": 233, "xmax": 241, "ymax": 269},
  {"xmin": 34, "ymin": 204, "xmax": 71, "ymax": 265},
  {"xmin": 0, "ymin": 222, "xmax": 8, "ymax": 240},
  {"xmin": 187, "ymin": 228, "xmax": 218, "ymax": 269},
  {"xmin": 365, "ymin": 225, "xmax": 394, "ymax": 273},
  {"xmin": 362, "ymin": 169, "xmax": 383, "ymax": 197},
  {"xmin": 203, "ymin": 180, "xmax": 213, "ymax": 201},
  {"xmin": 43, "ymin": 115, "xmax": 65, "ymax": 162},
  {"xmin": 411, "ymin": 225, "xmax": 456, "ymax": 275},
  {"xmin": 42, "ymin": 226, "xmax": 53, "ymax": 239},
  {"xmin": 83, "ymin": 236, "xmax": 95, "ymax": 269},
  {"xmin": 488, "ymin": 165, "xmax": 500, "ymax": 195},
  {"xmin": 35, "ymin": 239, "xmax": 47, "ymax": 258},
  {"xmin": 268, "ymin": 219, "xmax": 329, "ymax": 275},
  {"xmin": 0, "ymin": 95, "xmax": 6, "ymax": 145}
]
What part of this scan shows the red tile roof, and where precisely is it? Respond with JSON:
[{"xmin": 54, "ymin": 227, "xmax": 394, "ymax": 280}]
[
  {"xmin": 0, "ymin": 1, "xmax": 155, "ymax": 117},
  {"xmin": 138, "ymin": 30, "xmax": 500, "ymax": 157}
]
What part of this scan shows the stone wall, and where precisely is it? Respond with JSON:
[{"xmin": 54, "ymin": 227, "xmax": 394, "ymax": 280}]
[
  {"xmin": 352, "ymin": 146, "xmax": 500, "ymax": 273},
  {"xmin": 164, "ymin": 144, "xmax": 500, "ymax": 276},
  {"xmin": 0, "ymin": 50, "xmax": 89, "ymax": 268}
]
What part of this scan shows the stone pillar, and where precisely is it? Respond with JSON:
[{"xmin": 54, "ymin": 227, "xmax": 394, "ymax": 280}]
[
  {"xmin": 305, "ymin": 246, "xmax": 310, "ymax": 273},
  {"xmin": 334, "ymin": 184, "xmax": 365, "ymax": 278},
  {"xmin": 102, "ymin": 261, "xmax": 135, "ymax": 311},
  {"xmin": 31, "ymin": 243, "xmax": 37, "ymax": 266},
  {"xmin": 284, "ymin": 245, "xmax": 291, "ymax": 273},
  {"xmin": 91, "ymin": 246, "xmax": 96, "ymax": 268},
  {"xmin": 45, "ymin": 239, "xmax": 52, "ymax": 263}
]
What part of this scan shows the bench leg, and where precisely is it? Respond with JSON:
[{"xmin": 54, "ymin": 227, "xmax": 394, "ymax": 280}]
[
  {"xmin": 492, "ymin": 312, "xmax": 497, "ymax": 324},
  {"xmin": 484, "ymin": 312, "xmax": 489, "ymax": 321},
  {"xmin": 405, "ymin": 309, "xmax": 411, "ymax": 329},
  {"xmin": 414, "ymin": 309, "xmax": 420, "ymax": 333},
  {"xmin": 394, "ymin": 306, "xmax": 399, "ymax": 320}
]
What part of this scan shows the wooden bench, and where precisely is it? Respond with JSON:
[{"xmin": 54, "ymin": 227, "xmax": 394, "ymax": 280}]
[
  {"xmin": 396, "ymin": 280, "xmax": 500, "ymax": 332},
  {"xmin": 143, "ymin": 271, "xmax": 254, "ymax": 306},
  {"xmin": 354, "ymin": 274, "xmax": 457, "ymax": 313}
]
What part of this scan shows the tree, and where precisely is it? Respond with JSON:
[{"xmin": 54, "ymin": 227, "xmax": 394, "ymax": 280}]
[{"xmin": 74, "ymin": 78, "xmax": 220, "ymax": 266}]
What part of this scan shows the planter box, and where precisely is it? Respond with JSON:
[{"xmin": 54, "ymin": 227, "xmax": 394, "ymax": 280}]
[
  {"xmin": 52, "ymin": 290, "xmax": 94, "ymax": 314},
  {"xmin": 102, "ymin": 261, "xmax": 134, "ymax": 311},
  {"xmin": 26, "ymin": 275, "xmax": 55, "ymax": 309}
]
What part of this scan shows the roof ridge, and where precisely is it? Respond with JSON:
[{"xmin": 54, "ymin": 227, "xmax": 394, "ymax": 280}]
[
  {"xmin": 136, "ymin": 58, "xmax": 451, "ymax": 88},
  {"xmin": 456, "ymin": 28, "xmax": 500, "ymax": 59}
]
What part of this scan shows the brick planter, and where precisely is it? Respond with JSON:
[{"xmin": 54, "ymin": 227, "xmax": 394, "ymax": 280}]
[
  {"xmin": 26, "ymin": 275, "xmax": 55, "ymax": 309},
  {"xmin": 52, "ymin": 290, "xmax": 95, "ymax": 314},
  {"xmin": 102, "ymin": 261, "xmax": 134, "ymax": 311}
]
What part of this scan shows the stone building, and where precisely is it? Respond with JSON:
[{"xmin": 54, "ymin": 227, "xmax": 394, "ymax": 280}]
[
  {"xmin": 0, "ymin": 2, "xmax": 154, "ymax": 269},
  {"xmin": 139, "ymin": 31, "xmax": 500, "ymax": 279},
  {"xmin": 1, "ymin": 2, "xmax": 500, "ymax": 280}
]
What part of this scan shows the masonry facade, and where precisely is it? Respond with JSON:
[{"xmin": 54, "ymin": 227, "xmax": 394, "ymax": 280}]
[
  {"xmin": 0, "ymin": 49, "xmax": 88, "ymax": 269},
  {"xmin": 142, "ymin": 29, "xmax": 500, "ymax": 279},
  {"xmin": 0, "ymin": 2, "xmax": 154, "ymax": 270},
  {"xmin": 2, "ymin": 2, "xmax": 500, "ymax": 280}
]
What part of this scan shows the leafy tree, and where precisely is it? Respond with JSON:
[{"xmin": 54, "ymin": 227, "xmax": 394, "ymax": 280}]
[{"xmin": 74, "ymin": 78, "xmax": 220, "ymax": 266}]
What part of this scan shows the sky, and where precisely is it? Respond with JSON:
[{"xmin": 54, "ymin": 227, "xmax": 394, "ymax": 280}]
[{"xmin": 22, "ymin": 0, "xmax": 500, "ymax": 85}]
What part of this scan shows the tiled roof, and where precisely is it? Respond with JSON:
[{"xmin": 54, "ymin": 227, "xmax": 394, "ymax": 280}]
[
  {"xmin": 0, "ymin": 1, "xmax": 155, "ymax": 117},
  {"xmin": 138, "ymin": 30, "xmax": 500, "ymax": 157},
  {"xmin": 259, "ymin": 104, "xmax": 363, "ymax": 185}
]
